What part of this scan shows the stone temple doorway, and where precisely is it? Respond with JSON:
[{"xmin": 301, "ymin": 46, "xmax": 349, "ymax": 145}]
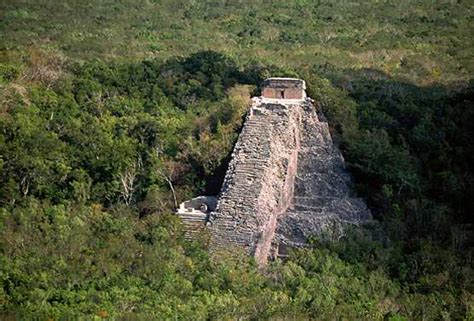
[{"xmin": 279, "ymin": 90, "xmax": 285, "ymax": 99}]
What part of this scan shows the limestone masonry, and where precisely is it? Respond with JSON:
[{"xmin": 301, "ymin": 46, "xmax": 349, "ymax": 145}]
[{"xmin": 177, "ymin": 78, "xmax": 371, "ymax": 264}]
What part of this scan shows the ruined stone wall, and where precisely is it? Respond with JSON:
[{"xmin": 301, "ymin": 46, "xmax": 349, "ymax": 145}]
[
  {"xmin": 208, "ymin": 97, "xmax": 371, "ymax": 263},
  {"xmin": 176, "ymin": 196, "xmax": 217, "ymax": 240},
  {"xmin": 262, "ymin": 88, "xmax": 304, "ymax": 100},
  {"xmin": 179, "ymin": 212, "xmax": 208, "ymax": 240},
  {"xmin": 274, "ymin": 102, "xmax": 371, "ymax": 252}
]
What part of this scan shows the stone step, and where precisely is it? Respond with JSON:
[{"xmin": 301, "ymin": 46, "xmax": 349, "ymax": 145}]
[
  {"xmin": 294, "ymin": 196, "xmax": 340, "ymax": 207},
  {"xmin": 244, "ymin": 123, "xmax": 269, "ymax": 129},
  {"xmin": 288, "ymin": 197, "xmax": 370, "ymax": 221},
  {"xmin": 242, "ymin": 123, "xmax": 269, "ymax": 129},
  {"xmin": 294, "ymin": 172, "xmax": 353, "ymax": 197},
  {"xmin": 234, "ymin": 160, "xmax": 268, "ymax": 166},
  {"xmin": 180, "ymin": 217, "xmax": 207, "ymax": 223},
  {"xmin": 220, "ymin": 182, "xmax": 262, "ymax": 191},
  {"xmin": 232, "ymin": 165, "xmax": 268, "ymax": 172},
  {"xmin": 232, "ymin": 172, "xmax": 260, "ymax": 179},
  {"xmin": 242, "ymin": 125, "xmax": 270, "ymax": 132},
  {"xmin": 232, "ymin": 176, "xmax": 262, "ymax": 183},
  {"xmin": 238, "ymin": 142, "xmax": 271, "ymax": 149},
  {"xmin": 299, "ymin": 144, "xmax": 338, "ymax": 155},
  {"xmin": 223, "ymin": 185, "xmax": 261, "ymax": 194},
  {"xmin": 218, "ymin": 194, "xmax": 258, "ymax": 203},
  {"xmin": 242, "ymin": 131, "xmax": 269, "ymax": 137},
  {"xmin": 236, "ymin": 139, "xmax": 269, "ymax": 146}
]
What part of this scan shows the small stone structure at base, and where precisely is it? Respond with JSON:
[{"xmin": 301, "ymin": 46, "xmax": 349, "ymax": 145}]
[
  {"xmin": 176, "ymin": 196, "xmax": 217, "ymax": 240},
  {"xmin": 176, "ymin": 78, "xmax": 371, "ymax": 265}
]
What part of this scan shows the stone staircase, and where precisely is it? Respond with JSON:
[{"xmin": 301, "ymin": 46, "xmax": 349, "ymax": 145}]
[{"xmin": 209, "ymin": 108, "xmax": 277, "ymax": 252}]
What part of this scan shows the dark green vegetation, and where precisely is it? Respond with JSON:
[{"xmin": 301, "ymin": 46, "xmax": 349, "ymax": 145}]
[{"xmin": 0, "ymin": 0, "xmax": 473, "ymax": 320}]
